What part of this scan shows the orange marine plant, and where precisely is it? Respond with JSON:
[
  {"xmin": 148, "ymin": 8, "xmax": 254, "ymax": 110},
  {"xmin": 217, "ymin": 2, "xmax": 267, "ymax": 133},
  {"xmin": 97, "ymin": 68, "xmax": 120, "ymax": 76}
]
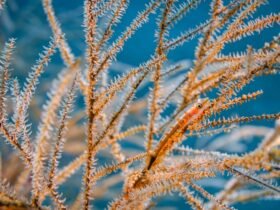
[{"xmin": 0, "ymin": 0, "xmax": 280, "ymax": 209}]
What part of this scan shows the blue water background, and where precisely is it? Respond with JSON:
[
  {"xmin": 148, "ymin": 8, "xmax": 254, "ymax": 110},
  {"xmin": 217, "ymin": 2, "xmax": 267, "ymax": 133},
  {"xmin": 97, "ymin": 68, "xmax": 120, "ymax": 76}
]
[{"xmin": 1, "ymin": 0, "xmax": 280, "ymax": 209}]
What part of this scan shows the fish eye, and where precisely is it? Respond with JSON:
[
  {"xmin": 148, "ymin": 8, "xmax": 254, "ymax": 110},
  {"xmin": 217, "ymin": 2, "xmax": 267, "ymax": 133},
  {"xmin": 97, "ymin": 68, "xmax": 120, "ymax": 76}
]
[{"xmin": 197, "ymin": 103, "xmax": 202, "ymax": 108}]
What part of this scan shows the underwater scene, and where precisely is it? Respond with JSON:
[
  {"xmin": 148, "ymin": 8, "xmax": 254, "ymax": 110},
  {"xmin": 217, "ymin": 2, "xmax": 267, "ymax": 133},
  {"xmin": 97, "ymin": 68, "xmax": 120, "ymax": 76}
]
[{"xmin": 0, "ymin": 0, "xmax": 280, "ymax": 209}]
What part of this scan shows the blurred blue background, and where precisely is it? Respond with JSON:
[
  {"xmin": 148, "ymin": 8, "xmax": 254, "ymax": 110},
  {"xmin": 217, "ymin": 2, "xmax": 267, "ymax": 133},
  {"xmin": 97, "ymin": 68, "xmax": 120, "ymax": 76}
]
[{"xmin": 0, "ymin": 0, "xmax": 279, "ymax": 209}]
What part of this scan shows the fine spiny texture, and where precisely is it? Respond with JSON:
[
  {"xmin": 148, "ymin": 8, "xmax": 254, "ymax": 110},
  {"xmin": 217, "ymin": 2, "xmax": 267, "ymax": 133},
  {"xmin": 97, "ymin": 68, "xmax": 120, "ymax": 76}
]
[{"xmin": 0, "ymin": 0, "xmax": 280, "ymax": 209}]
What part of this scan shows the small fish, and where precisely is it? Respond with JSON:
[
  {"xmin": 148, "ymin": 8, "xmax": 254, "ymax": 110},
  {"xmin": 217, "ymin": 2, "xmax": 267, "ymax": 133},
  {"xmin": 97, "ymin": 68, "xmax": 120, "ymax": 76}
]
[{"xmin": 146, "ymin": 98, "xmax": 211, "ymax": 170}]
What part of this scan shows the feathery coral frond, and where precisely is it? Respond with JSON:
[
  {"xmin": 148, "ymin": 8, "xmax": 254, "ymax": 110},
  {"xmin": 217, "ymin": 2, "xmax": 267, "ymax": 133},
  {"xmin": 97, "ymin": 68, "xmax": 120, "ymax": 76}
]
[{"xmin": 1, "ymin": 0, "xmax": 280, "ymax": 209}]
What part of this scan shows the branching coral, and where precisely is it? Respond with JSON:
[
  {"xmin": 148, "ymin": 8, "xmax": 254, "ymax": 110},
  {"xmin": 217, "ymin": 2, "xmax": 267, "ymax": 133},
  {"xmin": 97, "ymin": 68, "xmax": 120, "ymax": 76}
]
[{"xmin": 0, "ymin": 0, "xmax": 280, "ymax": 209}]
